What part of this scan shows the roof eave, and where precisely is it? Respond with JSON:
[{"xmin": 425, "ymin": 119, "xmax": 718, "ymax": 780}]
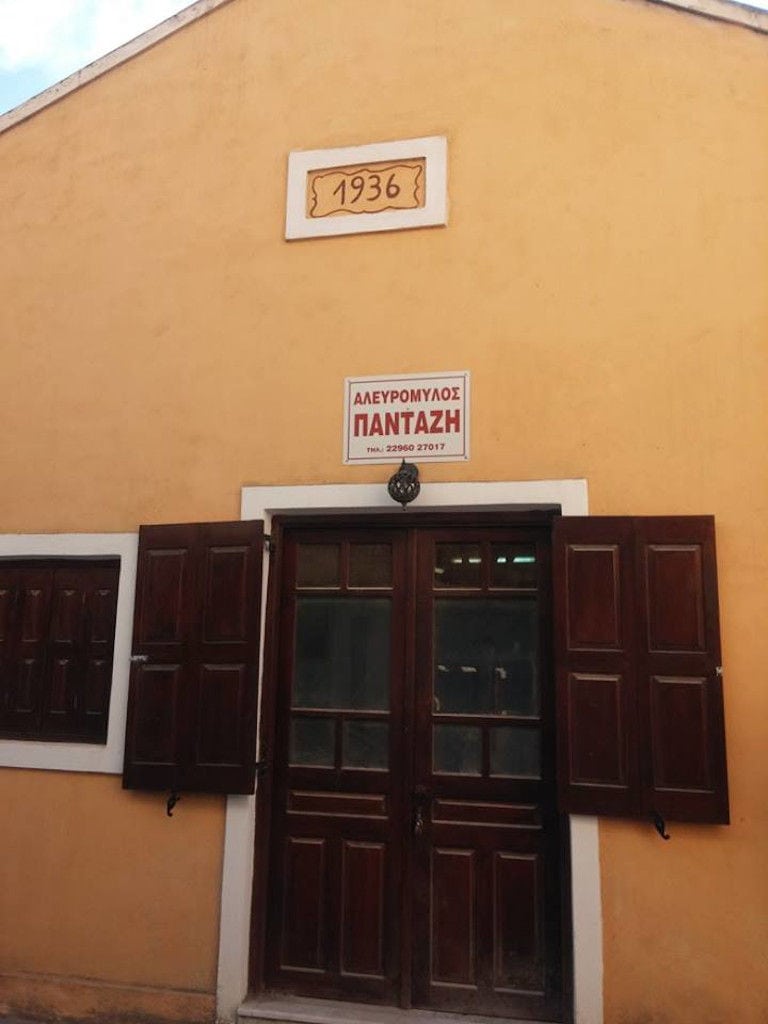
[
  {"xmin": 1, "ymin": 0, "xmax": 766, "ymax": 138},
  {"xmin": 641, "ymin": 0, "xmax": 768, "ymax": 32}
]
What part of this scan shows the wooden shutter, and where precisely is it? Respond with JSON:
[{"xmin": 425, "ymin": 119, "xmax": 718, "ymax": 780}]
[
  {"xmin": 0, "ymin": 566, "xmax": 53, "ymax": 736},
  {"xmin": 0, "ymin": 561, "xmax": 119, "ymax": 742},
  {"xmin": 553, "ymin": 518, "xmax": 640, "ymax": 817},
  {"xmin": 554, "ymin": 516, "xmax": 728, "ymax": 825},
  {"xmin": 0, "ymin": 569, "xmax": 11, "ymax": 728},
  {"xmin": 634, "ymin": 518, "xmax": 728, "ymax": 823},
  {"xmin": 42, "ymin": 563, "xmax": 119, "ymax": 742},
  {"xmin": 0, "ymin": 566, "xmax": 22, "ymax": 731},
  {"xmin": 123, "ymin": 520, "xmax": 264, "ymax": 795}
]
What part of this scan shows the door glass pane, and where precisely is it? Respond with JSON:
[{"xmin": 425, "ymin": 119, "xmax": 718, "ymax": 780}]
[
  {"xmin": 343, "ymin": 720, "xmax": 389, "ymax": 769},
  {"xmin": 490, "ymin": 726, "xmax": 541, "ymax": 778},
  {"xmin": 290, "ymin": 716, "xmax": 335, "ymax": 766},
  {"xmin": 433, "ymin": 724, "xmax": 482, "ymax": 775},
  {"xmin": 349, "ymin": 544, "xmax": 392, "ymax": 589},
  {"xmin": 296, "ymin": 544, "xmax": 340, "ymax": 588},
  {"xmin": 490, "ymin": 544, "xmax": 538, "ymax": 589},
  {"xmin": 434, "ymin": 544, "xmax": 483, "ymax": 588},
  {"xmin": 294, "ymin": 598, "xmax": 390, "ymax": 710},
  {"xmin": 434, "ymin": 599, "xmax": 539, "ymax": 716}
]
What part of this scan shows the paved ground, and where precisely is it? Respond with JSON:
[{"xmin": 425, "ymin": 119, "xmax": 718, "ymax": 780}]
[
  {"xmin": 1, "ymin": 1018, "xmax": 51, "ymax": 1023},
  {"xmin": 1, "ymin": 1017, "xmax": 95, "ymax": 1023},
  {"xmin": 0, "ymin": 1017, "xmax": 220, "ymax": 1024},
  {"xmin": 1, "ymin": 1016, "xmax": 217, "ymax": 1024},
  {"xmin": 0, "ymin": 1013, "xmax": 219, "ymax": 1024},
  {"xmin": 0, "ymin": 1014, "xmax": 105, "ymax": 1023},
  {"xmin": 0, "ymin": 1016, "xmax": 214, "ymax": 1023}
]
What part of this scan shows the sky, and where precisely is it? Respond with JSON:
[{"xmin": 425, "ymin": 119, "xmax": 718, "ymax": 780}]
[
  {"xmin": 0, "ymin": 0, "xmax": 193, "ymax": 114},
  {"xmin": 1, "ymin": 0, "xmax": 768, "ymax": 116}
]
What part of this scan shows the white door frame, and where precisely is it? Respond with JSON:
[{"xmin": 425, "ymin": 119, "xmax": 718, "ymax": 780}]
[{"xmin": 216, "ymin": 479, "xmax": 603, "ymax": 1024}]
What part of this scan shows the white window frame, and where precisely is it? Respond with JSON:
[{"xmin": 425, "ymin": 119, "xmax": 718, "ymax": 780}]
[
  {"xmin": 0, "ymin": 533, "xmax": 137, "ymax": 774},
  {"xmin": 217, "ymin": 479, "xmax": 602, "ymax": 1024}
]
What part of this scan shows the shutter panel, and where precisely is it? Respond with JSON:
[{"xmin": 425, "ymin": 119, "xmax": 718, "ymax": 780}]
[
  {"xmin": 123, "ymin": 520, "xmax": 264, "ymax": 795},
  {"xmin": 81, "ymin": 563, "xmax": 121, "ymax": 741},
  {"xmin": 0, "ymin": 566, "xmax": 21, "ymax": 732},
  {"xmin": 41, "ymin": 563, "xmax": 119, "ymax": 742},
  {"xmin": 553, "ymin": 517, "xmax": 641, "ymax": 817},
  {"xmin": 554, "ymin": 516, "xmax": 728, "ymax": 824},
  {"xmin": 634, "ymin": 518, "xmax": 728, "ymax": 824},
  {"xmin": 123, "ymin": 523, "xmax": 198, "ymax": 792},
  {"xmin": 42, "ymin": 565, "xmax": 86, "ymax": 739},
  {"xmin": 1, "ymin": 567, "xmax": 53, "ymax": 735},
  {"xmin": 186, "ymin": 521, "xmax": 264, "ymax": 793}
]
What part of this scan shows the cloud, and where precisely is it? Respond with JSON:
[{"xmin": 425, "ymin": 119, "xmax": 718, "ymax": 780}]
[{"xmin": 0, "ymin": 0, "xmax": 191, "ymax": 77}]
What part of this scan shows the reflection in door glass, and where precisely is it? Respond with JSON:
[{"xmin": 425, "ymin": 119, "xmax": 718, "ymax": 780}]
[
  {"xmin": 433, "ymin": 724, "xmax": 482, "ymax": 775},
  {"xmin": 296, "ymin": 544, "xmax": 341, "ymax": 588},
  {"xmin": 434, "ymin": 544, "xmax": 483, "ymax": 588},
  {"xmin": 343, "ymin": 720, "xmax": 389, "ymax": 769},
  {"xmin": 434, "ymin": 599, "xmax": 538, "ymax": 716},
  {"xmin": 348, "ymin": 544, "xmax": 393, "ymax": 588},
  {"xmin": 294, "ymin": 598, "xmax": 390, "ymax": 709},
  {"xmin": 490, "ymin": 726, "xmax": 541, "ymax": 778},
  {"xmin": 490, "ymin": 544, "xmax": 538, "ymax": 589},
  {"xmin": 290, "ymin": 715, "xmax": 335, "ymax": 766}
]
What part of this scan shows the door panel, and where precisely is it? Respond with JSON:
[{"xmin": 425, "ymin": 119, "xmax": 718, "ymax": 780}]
[
  {"xmin": 341, "ymin": 841, "xmax": 387, "ymax": 977},
  {"xmin": 493, "ymin": 852, "xmax": 542, "ymax": 990},
  {"xmin": 430, "ymin": 847, "xmax": 476, "ymax": 985},
  {"xmin": 266, "ymin": 529, "xmax": 406, "ymax": 1003},
  {"xmin": 411, "ymin": 528, "xmax": 563, "ymax": 1021},
  {"xmin": 281, "ymin": 836, "xmax": 327, "ymax": 971},
  {"xmin": 265, "ymin": 521, "xmax": 566, "ymax": 1020}
]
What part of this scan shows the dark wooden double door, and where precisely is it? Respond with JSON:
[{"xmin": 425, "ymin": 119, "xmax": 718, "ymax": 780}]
[{"xmin": 264, "ymin": 520, "xmax": 567, "ymax": 1021}]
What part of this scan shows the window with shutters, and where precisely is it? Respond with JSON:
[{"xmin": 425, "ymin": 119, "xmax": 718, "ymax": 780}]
[{"xmin": 0, "ymin": 558, "xmax": 120, "ymax": 744}]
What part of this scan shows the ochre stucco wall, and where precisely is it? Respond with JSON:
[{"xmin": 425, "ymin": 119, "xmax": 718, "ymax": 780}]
[
  {"xmin": 1, "ymin": 0, "xmax": 767, "ymax": 1022},
  {"xmin": 0, "ymin": 771, "xmax": 224, "ymax": 994}
]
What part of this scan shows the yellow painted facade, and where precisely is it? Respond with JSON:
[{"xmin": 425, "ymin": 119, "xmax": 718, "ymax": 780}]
[{"xmin": 0, "ymin": 1, "xmax": 766, "ymax": 1022}]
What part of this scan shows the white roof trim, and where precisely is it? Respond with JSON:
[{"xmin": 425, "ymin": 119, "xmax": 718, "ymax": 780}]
[
  {"xmin": 642, "ymin": 0, "xmax": 768, "ymax": 31},
  {"xmin": 0, "ymin": 0, "xmax": 237, "ymax": 136}
]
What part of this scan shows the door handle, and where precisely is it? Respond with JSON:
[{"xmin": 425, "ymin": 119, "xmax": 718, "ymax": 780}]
[
  {"xmin": 412, "ymin": 786, "xmax": 429, "ymax": 837},
  {"xmin": 130, "ymin": 654, "xmax": 148, "ymax": 664},
  {"xmin": 414, "ymin": 805, "xmax": 424, "ymax": 836}
]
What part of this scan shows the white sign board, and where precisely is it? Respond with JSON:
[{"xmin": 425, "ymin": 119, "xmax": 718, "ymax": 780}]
[
  {"xmin": 286, "ymin": 136, "xmax": 447, "ymax": 240},
  {"xmin": 343, "ymin": 372, "xmax": 470, "ymax": 465}
]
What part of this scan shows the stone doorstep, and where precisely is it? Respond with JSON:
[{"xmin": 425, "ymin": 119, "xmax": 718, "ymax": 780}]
[{"xmin": 238, "ymin": 995, "xmax": 533, "ymax": 1024}]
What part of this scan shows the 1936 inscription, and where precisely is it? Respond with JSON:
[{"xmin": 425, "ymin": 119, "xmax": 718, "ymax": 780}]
[
  {"xmin": 332, "ymin": 171, "xmax": 400, "ymax": 206},
  {"xmin": 307, "ymin": 159, "xmax": 425, "ymax": 219}
]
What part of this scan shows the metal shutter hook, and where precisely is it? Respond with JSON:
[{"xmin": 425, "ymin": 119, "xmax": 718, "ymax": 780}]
[{"xmin": 652, "ymin": 810, "xmax": 670, "ymax": 840}]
